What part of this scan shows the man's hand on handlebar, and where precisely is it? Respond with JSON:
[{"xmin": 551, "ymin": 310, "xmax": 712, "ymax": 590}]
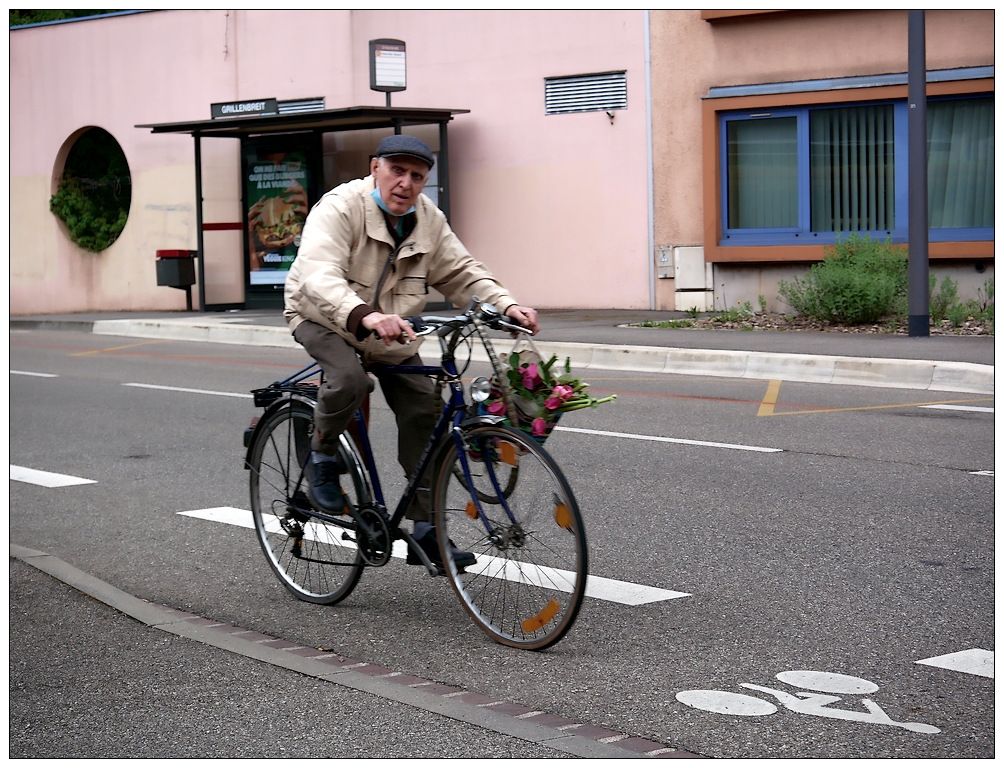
[
  {"xmin": 362, "ymin": 312, "xmax": 418, "ymax": 346},
  {"xmin": 505, "ymin": 305, "xmax": 540, "ymax": 336}
]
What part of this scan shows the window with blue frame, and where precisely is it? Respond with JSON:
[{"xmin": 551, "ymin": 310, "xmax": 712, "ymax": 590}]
[{"xmin": 720, "ymin": 94, "xmax": 993, "ymax": 245}]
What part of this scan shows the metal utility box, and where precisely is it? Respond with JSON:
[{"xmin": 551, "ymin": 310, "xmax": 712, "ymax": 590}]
[
  {"xmin": 156, "ymin": 250, "xmax": 196, "ymax": 287},
  {"xmin": 156, "ymin": 249, "xmax": 197, "ymax": 310}
]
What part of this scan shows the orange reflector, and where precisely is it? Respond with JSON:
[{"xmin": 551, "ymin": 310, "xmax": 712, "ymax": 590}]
[
  {"xmin": 521, "ymin": 599, "xmax": 560, "ymax": 633},
  {"xmin": 465, "ymin": 500, "xmax": 478, "ymax": 520},
  {"xmin": 498, "ymin": 441, "xmax": 519, "ymax": 466},
  {"xmin": 554, "ymin": 503, "xmax": 572, "ymax": 530}
]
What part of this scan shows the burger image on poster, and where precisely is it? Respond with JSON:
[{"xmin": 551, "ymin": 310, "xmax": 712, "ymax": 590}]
[{"xmin": 256, "ymin": 195, "xmax": 302, "ymax": 249}]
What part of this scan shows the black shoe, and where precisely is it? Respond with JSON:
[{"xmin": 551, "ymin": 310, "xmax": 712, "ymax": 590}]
[
  {"xmin": 407, "ymin": 528, "xmax": 477, "ymax": 569},
  {"xmin": 304, "ymin": 453, "xmax": 348, "ymax": 514}
]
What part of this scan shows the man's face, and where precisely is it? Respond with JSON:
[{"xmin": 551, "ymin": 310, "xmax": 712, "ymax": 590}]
[{"xmin": 371, "ymin": 155, "xmax": 430, "ymax": 216}]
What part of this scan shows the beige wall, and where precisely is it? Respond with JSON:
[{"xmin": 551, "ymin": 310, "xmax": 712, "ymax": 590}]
[
  {"xmin": 649, "ymin": 9, "xmax": 995, "ymax": 310},
  {"xmin": 10, "ymin": 9, "xmax": 650, "ymax": 314}
]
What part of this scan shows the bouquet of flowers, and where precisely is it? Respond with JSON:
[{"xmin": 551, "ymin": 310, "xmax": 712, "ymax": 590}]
[{"xmin": 479, "ymin": 340, "xmax": 616, "ymax": 443}]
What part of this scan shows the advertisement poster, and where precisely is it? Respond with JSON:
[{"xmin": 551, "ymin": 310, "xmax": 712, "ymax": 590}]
[{"xmin": 245, "ymin": 149, "xmax": 309, "ymax": 286}]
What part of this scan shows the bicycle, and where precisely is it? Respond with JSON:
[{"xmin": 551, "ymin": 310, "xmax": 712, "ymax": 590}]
[{"xmin": 243, "ymin": 299, "xmax": 587, "ymax": 650}]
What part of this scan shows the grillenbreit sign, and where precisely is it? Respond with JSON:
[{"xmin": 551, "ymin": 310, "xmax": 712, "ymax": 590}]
[{"xmin": 211, "ymin": 99, "xmax": 278, "ymax": 119}]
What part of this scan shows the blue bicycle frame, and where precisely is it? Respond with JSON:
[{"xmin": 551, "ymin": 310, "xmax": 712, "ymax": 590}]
[{"xmin": 271, "ymin": 334, "xmax": 518, "ymax": 546}]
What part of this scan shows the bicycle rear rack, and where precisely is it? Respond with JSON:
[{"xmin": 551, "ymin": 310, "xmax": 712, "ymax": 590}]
[{"xmin": 251, "ymin": 362, "xmax": 322, "ymax": 408}]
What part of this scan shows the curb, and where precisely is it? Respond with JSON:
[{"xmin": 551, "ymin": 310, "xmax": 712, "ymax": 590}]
[
  {"xmin": 10, "ymin": 544, "xmax": 701, "ymax": 759},
  {"xmin": 18, "ymin": 317, "xmax": 996, "ymax": 395}
]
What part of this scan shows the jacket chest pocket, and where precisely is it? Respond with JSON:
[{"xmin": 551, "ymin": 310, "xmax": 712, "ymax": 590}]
[{"xmin": 394, "ymin": 275, "xmax": 428, "ymax": 296}]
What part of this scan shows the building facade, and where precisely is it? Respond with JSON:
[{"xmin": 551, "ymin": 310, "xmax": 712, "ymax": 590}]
[{"xmin": 9, "ymin": 10, "xmax": 994, "ymax": 315}]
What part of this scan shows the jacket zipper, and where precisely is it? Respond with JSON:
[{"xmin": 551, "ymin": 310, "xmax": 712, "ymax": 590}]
[{"xmin": 373, "ymin": 240, "xmax": 415, "ymax": 312}]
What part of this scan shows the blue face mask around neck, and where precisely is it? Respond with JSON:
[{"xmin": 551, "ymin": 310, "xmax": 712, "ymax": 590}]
[{"xmin": 371, "ymin": 187, "xmax": 416, "ymax": 217}]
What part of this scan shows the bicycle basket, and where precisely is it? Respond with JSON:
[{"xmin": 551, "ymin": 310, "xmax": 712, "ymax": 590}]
[{"xmin": 480, "ymin": 336, "xmax": 561, "ymax": 444}]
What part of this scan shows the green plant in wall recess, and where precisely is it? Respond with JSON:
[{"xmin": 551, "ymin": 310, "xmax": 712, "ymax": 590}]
[{"xmin": 49, "ymin": 128, "xmax": 131, "ymax": 252}]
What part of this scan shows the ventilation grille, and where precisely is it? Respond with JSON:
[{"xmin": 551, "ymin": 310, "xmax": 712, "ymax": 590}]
[
  {"xmin": 278, "ymin": 97, "xmax": 326, "ymax": 115},
  {"xmin": 545, "ymin": 72, "xmax": 627, "ymax": 115}
]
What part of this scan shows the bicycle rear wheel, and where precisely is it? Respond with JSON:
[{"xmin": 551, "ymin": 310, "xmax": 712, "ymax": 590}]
[
  {"xmin": 433, "ymin": 425, "xmax": 587, "ymax": 650},
  {"xmin": 248, "ymin": 399, "xmax": 366, "ymax": 605}
]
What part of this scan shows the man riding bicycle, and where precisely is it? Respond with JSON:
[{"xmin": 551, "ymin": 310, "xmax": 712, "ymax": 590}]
[{"xmin": 284, "ymin": 135, "xmax": 539, "ymax": 568}]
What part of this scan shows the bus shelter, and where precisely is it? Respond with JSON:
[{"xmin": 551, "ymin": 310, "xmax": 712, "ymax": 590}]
[{"xmin": 137, "ymin": 105, "xmax": 468, "ymax": 310}]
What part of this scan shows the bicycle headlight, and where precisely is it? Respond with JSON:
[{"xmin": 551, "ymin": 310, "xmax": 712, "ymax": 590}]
[{"xmin": 470, "ymin": 376, "xmax": 492, "ymax": 403}]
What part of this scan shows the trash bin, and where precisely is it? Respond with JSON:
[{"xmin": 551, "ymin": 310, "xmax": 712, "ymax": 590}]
[{"xmin": 156, "ymin": 249, "xmax": 197, "ymax": 310}]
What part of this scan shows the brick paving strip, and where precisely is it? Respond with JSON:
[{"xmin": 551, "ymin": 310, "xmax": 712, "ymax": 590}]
[{"xmin": 11, "ymin": 544, "xmax": 703, "ymax": 759}]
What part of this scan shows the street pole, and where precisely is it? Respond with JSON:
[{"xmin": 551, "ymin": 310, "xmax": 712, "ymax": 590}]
[{"xmin": 907, "ymin": 9, "xmax": 929, "ymax": 337}]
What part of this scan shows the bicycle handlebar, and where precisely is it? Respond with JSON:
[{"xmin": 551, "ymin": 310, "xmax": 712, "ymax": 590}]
[{"xmin": 408, "ymin": 300, "xmax": 532, "ymax": 338}]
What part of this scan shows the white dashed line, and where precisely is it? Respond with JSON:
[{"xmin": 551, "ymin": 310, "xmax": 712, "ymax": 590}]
[
  {"xmin": 919, "ymin": 404, "xmax": 994, "ymax": 413},
  {"xmin": 10, "ymin": 370, "xmax": 58, "ymax": 378},
  {"xmin": 177, "ymin": 506, "xmax": 690, "ymax": 606},
  {"xmin": 10, "ymin": 465, "xmax": 97, "ymax": 487},
  {"xmin": 122, "ymin": 383, "xmax": 253, "ymax": 398},
  {"xmin": 554, "ymin": 425, "xmax": 782, "ymax": 453}
]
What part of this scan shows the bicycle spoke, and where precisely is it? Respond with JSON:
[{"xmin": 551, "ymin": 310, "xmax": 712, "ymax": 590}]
[
  {"xmin": 434, "ymin": 425, "xmax": 586, "ymax": 650},
  {"xmin": 249, "ymin": 401, "xmax": 366, "ymax": 605}
]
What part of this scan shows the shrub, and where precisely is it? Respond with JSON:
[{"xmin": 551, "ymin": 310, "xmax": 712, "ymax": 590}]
[
  {"xmin": 777, "ymin": 234, "xmax": 907, "ymax": 325},
  {"xmin": 929, "ymin": 275, "xmax": 959, "ymax": 325},
  {"xmin": 714, "ymin": 301, "xmax": 754, "ymax": 324}
]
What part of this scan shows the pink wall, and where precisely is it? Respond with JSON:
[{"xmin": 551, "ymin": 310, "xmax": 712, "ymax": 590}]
[
  {"xmin": 10, "ymin": 10, "xmax": 651, "ymax": 314},
  {"xmin": 344, "ymin": 10, "xmax": 651, "ymax": 309}
]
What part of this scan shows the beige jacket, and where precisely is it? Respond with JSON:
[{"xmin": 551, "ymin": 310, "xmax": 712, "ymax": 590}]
[{"xmin": 284, "ymin": 176, "xmax": 517, "ymax": 364}]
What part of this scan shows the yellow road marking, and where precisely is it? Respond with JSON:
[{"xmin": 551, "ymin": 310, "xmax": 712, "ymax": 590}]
[
  {"xmin": 757, "ymin": 380, "xmax": 783, "ymax": 417},
  {"xmin": 763, "ymin": 397, "xmax": 994, "ymax": 417},
  {"xmin": 71, "ymin": 340, "xmax": 167, "ymax": 356}
]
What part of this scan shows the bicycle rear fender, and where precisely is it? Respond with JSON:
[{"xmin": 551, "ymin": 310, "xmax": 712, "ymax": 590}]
[{"xmin": 243, "ymin": 393, "xmax": 318, "ymax": 469}]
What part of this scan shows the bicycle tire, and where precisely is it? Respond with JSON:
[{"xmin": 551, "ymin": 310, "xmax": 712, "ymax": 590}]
[
  {"xmin": 249, "ymin": 398, "xmax": 366, "ymax": 605},
  {"xmin": 433, "ymin": 425, "xmax": 587, "ymax": 650}
]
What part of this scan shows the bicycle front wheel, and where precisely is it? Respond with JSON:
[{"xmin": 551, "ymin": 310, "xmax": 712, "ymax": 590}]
[
  {"xmin": 433, "ymin": 425, "xmax": 587, "ymax": 650},
  {"xmin": 249, "ymin": 399, "xmax": 366, "ymax": 605}
]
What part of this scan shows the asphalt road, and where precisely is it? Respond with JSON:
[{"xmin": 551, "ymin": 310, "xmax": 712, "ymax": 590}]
[{"xmin": 9, "ymin": 328, "xmax": 995, "ymax": 758}]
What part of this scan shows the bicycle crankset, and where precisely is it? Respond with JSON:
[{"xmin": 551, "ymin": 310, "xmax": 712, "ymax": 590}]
[{"xmin": 348, "ymin": 504, "xmax": 392, "ymax": 567}]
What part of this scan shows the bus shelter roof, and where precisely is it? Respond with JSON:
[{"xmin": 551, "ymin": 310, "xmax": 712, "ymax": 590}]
[{"xmin": 136, "ymin": 105, "xmax": 469, "ymax": 138}]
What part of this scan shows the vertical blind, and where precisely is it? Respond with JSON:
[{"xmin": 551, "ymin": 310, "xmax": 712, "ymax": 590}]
[
  {"xmin": 928, "ymin": 97, "xmax": 994, "ymax": 228},
  {"xmin": 726, "ymin": 116, "xmax": 798, "ymax": 229},
  {"xmin": 809, "ymin": 104, "xmax": 895, "ymax": 232}
]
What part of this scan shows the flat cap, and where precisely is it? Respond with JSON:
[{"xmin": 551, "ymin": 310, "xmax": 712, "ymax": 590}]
[{"xmin": 375, "ymin": 135, "xmax": 435, "ymax": 168}]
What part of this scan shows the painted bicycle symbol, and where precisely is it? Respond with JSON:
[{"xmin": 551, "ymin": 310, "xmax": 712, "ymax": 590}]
[{"xmin": 676, "ymin": 670, "xmax": 940, "ymax": 734}]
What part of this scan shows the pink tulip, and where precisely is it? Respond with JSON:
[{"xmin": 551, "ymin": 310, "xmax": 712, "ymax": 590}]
[
  {"xmin": 486, "ymin": 400, "xmax": 506, "ymax": 415},
  {"xmin": 531, "ymin": 417, "xmax": 548, "ymax": 436},
  {"xmin": 552, "ymin": 384, "xmax": 575, "ymax": 401},
  {"xmin": 522, "ymin": 363, "xmax": 542, "ymax": 390}
]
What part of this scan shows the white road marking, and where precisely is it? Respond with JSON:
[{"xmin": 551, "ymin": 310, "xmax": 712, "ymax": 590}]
[
  {"xmin": 676, "ymin": 690, "xmax": 777, "ymax": 716},
  {"xmin": 10, "ymin": 370, "xmax": 58, "ymax": 378},
  {"xmin": 554, "ymin": 425, "xmax": 782, "ymax": 453},
  {"xmin": 916, "ymin": 648, "xmax": 994, "ymax": 679},
  {"xmin": 10, "ymin": 465, "xmax": 97, "ymax": 487},
  {"xmin": 178, "ymin": 506, "xmax": 689, "ymax": 606},
  {"xmin": 775, "ymin": 671, "xmax": 877, "ymax": 694},
  {"xmin": 123, "ymin": 383, "xmax": 253, "ymax": 399},
  {"xmin": 970, "ymin": 470, "xmax": 994, "ymax": 476},
  {"xmin": 919, "ymin": 404, "xmax": 994, "ymax": 413}
]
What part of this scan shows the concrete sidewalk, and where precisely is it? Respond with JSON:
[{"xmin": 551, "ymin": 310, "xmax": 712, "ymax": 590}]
[{"xmin": 9, "ymin": 308, "xmax": 995, "ymax": 394}]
